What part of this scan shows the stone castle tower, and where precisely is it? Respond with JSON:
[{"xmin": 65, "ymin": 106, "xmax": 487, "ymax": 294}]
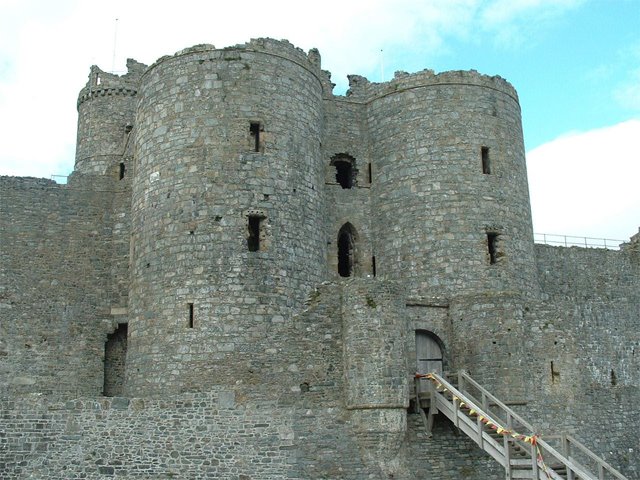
[{"xmin": 1, "ymin": 39, "xmax": 638, "ymax": 479}]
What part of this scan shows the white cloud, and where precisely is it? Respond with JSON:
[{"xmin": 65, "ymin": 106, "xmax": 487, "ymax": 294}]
[
  {"xmin": 527, "ymin": 119, "xmax": 640, "ymax": 241},
  {"xmin": 0, "ymin": 0, "xmax": 490, "ymax": 179},
  {"xmin": 479, "ymin": 0, "xmax": 585, "ymax": 47}
]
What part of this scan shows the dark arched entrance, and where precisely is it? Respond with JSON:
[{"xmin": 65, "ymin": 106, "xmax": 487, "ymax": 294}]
[{"xmin": 338, "ymin": 223, "xmax": 357, "ymax": 277}]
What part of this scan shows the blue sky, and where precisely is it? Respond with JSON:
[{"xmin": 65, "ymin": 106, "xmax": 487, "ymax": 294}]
[{"xmin": 1, "ymin": 0, "xmax": 639, "ymax": 241}]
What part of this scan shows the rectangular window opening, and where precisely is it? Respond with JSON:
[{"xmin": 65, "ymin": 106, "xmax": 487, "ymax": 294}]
[
  {"xmin": 119, "ymin": 162, "xmax": 126, "ymax": 180},
  {"xmin": 247, "ymin": 215, "xmax": 262, "ymax": 252},
  {"xmin": 250, "ymin": 122, "xmax": 261, "ymax": 152},
  {"xmin": 368, "ymin": 163, "xmax": 373, "ymax": 184},
  {"xmin": 481, "ymin": 146, "xmax": 491, "ymax": 174},
  {"xmin": 487, "ymin": 232, "xmax": 498, "ymax": 265},
  {"xmin": 188, "ymin": 303, "xmax": 194, "ymax": 328},
  {"xmin": 372, "ymin": 256, "xmax": 376, "ymax": 277}
]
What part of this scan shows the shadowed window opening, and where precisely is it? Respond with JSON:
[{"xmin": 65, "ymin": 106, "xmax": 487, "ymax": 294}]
[
  {"xmin": 334, "ymin": 161, "xmax": 354, "ymax": 188},
  {"xmin": 481, "ymin": 146, "xmax": 491, "ymax": 174},
  {"xmin": 372, "ymin": 256, "xmax": 376, "ymax": 277},
  {"xmin": 330, "ymin": 154, "xmax": 357, "ymax": 189},
  {"xmin": 338, "ymin": 223, "xmax": 357, "ymax": 277},
  {"xmin": 103, "ymin": 323, "xmax": 128, "ymax": 397},
  {"xmin": 368, "ymin": 163, "xmax": 372, "ymax": 184},
  {"xmin": 119, "ymin": 162, "xmax": 125, "ymax": 180},
  {"xmin": 250, "ymin": 122, "xmax": 261, "ymax": 152},
  {"xmin": 550, "ymin": 361, "xmax": 560, "ymax": 383},
  {"xmin": 188, "ymin": 303, "xmax": 194, "ymax": 328},
  {"xmin": 487, "ymin": 232, "xmax": 499, "ymax": 264},
  {"xmin": 248, "ymin": 215, "xmax": 262, "ymax": 252}
]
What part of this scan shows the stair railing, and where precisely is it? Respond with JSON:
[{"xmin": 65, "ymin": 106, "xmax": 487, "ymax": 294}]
[
  {"xmin": 545, "ymin": 434, "xmax": 629, "ymax": 480},
  {"xmin": 420, "ymin": 372, "xmax": 629, "ymax": 480},
  {"xmin": 417, "ymin": 372, "xmax": 520, "ymax": 471},
  {"xmin": 454, "ymin": 371, "xmax": 629, "ymax": 480},
  {"xmin": 457, "ymin": 370, "xmax": 534, "ymax": 435}
]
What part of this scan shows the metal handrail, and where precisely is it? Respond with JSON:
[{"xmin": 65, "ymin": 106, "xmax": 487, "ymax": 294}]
[{"xmin": 534, "ymin": 233, "xmax": 624, "ymax": 250}]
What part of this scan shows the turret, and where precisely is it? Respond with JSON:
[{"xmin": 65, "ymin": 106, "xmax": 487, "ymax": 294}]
[
  {"xmin": 367, "ymin": 69, "xmax": 539, "ymax": 299},
  {"xmin": 125, "ymin": 40, "xmax": 328, "ymax": 396},
  {"xmin": 74, "ymin": 59, "xmax": 146, "ymax": 176}
]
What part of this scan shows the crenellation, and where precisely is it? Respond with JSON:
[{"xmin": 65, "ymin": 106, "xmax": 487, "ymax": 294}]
[{"xmin": 1, "ymin": 38, "xmax": 638, "ymax": 479}]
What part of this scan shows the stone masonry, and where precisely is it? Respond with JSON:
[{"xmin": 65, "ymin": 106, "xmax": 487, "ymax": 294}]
[{"xmin": 1, "ymin": 38, "xmax": 639, "ymax": 479}]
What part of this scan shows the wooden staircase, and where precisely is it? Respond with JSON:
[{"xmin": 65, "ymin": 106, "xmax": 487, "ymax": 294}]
[{"xmin": 415, "ymin": 371, "xmax": 629, "ymax": 480}]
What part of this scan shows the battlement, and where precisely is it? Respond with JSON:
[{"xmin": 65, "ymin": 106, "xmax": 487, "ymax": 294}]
[
  {"xmin": 144, "ymin": 37, "xmax": 325, "ymax": 86},
  {"xmin": 344, "ymin": 67, "xmax": 519, "ymax": 104},
  {"xmin": 0, "ymin": 175, "xmax": 59, "ymax": 189},
  {"xmin": 76, "ymin": 59, "xmax": 146, "ymax": 109}
]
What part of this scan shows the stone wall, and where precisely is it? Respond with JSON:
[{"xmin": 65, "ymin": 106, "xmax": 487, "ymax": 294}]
[
  {"xmin": 0, "ymin": 280, "xmax": 515, "ymax": 480},
  {"xmin": 527, "ymin": 242, "xmax": 640, "ymax": 477},
  {"xmin": 0, "ymin": 175, "xmax": 117, "ymax": 397}
]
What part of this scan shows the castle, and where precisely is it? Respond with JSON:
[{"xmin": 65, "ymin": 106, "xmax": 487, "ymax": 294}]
[{"xmin": 1, "ymin": 38, "xmax": 638, "ymax": 479}]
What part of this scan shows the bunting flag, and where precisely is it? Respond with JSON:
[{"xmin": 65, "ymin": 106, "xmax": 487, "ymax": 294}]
[
  {"xmin": 536, "ymin": 444, "xmax": 555, "ymax": 479},
  {"xmin": 416, "ymin": 372, "xmax": 561, "ymax": 477},
  {"xmin": 415, "ymin": 372, "xmax": 540, "ymax": 445},
  {"xmin": 416, "ymin": 373, "xmax": 564, "ymax": 480}
]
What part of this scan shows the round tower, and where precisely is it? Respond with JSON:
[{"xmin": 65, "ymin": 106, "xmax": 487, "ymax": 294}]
[
  {"xmin": 126, "ymin": 40, "xmax": 327, "ymax": 396},
  {"xmin": 74, "ymin": 61, "xmax": 145, "ymax": 176},
  {"xmin": 369, "ymin": 70, "xmax": 539, "ymax": 299}
]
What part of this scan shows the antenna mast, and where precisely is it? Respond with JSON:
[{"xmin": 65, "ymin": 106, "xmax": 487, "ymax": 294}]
[{"xmin": 111, "ymin": 18, "xmax": 119, "ymax": 73}]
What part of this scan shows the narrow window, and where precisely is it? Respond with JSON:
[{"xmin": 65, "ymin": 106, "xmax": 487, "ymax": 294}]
[
  {"xmin": 487, "ymin": 232, "xmax": 498, "ymax": 264},
  {"xmin": 368, "ymin": 163, "xmax": 373, "ymax": 184},
  {"xmin": 337, "ymin": 223, "xmax": 357, "ymax": 277},
  {"xmin": 247, "ymin": 215, "xmax": 262, "ymax": 251},
  {"xmin": 188, "ymin": 303, "xmax": 194, "ymax": 328},
  {"xmin": 119, "ymin": 162, "xmax": 125, "ymax": 180},
  {"xmin": 372, "ymin": 256, "xmax": 376, "ymax": 277},
  {"xmin": 103, "ymin": 323, "xmax": 128, "ymax": 396},
  {"xmin": 481, "ymin": 146, "xmax": 491, "ymax": 174},
  {"xmin": 249, "ymin": 122, "xmax": 261, "ymax": 152},
  {"xmin": 550, "ymin": 361, "xmax": 560, "ymax": 383}
]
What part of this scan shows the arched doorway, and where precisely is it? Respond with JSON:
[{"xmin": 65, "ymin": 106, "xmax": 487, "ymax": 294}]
[
  {"xmin": 415, "ymin": 330, "xmax": 443, "ymax": 375},
  {"xmin": 337, "ymin": 223, "xmax": 357, "ymax": 277},
  {"xmin": 415, "ymin": 330, "xmax": 444, "ymax": 394}
]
